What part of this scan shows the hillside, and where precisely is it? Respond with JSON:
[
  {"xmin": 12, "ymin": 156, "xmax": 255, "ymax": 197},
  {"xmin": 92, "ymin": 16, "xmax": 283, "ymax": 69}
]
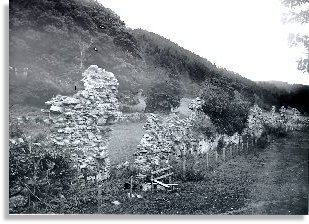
[
  {"xmin": 9, "ymin": 0, "xmax": 308, "ymax": 113},
  {"xmin": 10, "ymin": 0, "xmax": 144, "ymax": 106},
  {"xmin": 257, "ymin": 81, "xmax": 309, "ymax": 113}
]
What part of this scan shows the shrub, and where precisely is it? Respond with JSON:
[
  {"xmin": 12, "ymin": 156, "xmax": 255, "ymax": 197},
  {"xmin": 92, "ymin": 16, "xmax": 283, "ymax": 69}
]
[
  {"xmin": 216, "ymin": 137, "xmax": 225, "ymax": 155},
  {"xmin": 34, "ymin": 117, "xmax": 44, "ymax": 123},
  {"xmin": 185, "ymin": 169, "xmax": 205, "ymax": 182},
  {"xmin": 9, "ymin": 123, "xmax": 77, "ymax": 213},
  {"xmin": 256, "ymin": 131, "xmax": 268, "ymax": 149},
  {"xmin": 264, "ymin": 123, "xmax": 287, "ymax": 138},
  {"xmin": 9, "ymin": 122, "xmax": 23, "ymax": 138}
]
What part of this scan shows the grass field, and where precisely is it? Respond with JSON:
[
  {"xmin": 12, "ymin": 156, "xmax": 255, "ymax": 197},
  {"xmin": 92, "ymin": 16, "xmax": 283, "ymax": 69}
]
[
  {"xmin": 108, "ymin": 122, "xmax": 145, "ymax": 165},
  {"xmin": 233, "ymin": 130, "xmax": 309, "ymax": 214}
]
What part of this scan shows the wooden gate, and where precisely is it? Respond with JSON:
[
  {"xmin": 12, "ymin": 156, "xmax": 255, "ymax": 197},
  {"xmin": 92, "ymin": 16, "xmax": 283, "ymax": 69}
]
[{"xmin": 150, "ymin": 166, "xmax": 178, "ymax": 191}]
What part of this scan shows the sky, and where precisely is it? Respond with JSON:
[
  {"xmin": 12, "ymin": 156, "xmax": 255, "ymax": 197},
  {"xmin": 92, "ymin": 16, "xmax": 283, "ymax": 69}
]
[{"xmin": 99, "ymin": 0, "xmax": 309, "ymax": 85}]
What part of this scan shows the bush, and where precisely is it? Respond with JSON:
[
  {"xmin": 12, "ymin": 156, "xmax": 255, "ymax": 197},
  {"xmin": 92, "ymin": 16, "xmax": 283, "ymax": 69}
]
[
  {"xmin": 256, "ymin": 131, "xmax": 268, "ymax": 149},
  {"xmin": 9, "ymin": 122, "xmax": 23, "ymax": 138},
  {"xmin": 216, "ymin": 137, "xmax": 225, "ymax": 155},
  {"xmin": 265, "ymin": 124, "xmax": 287, "ymax": 138},
  {"xmin": 9, "ymin": 141, "xmax": 77, "ymax": 213},
  {"xmin": 9, "ymin": 123, "xmax": 77, "ymax": 214},
  {"xmin": 35, "ymin": 117, "xmax": 44, "ymax": 123},
  {"xmin": 185, "ymin": 169, "xmax": 205, "ymax": 182}
]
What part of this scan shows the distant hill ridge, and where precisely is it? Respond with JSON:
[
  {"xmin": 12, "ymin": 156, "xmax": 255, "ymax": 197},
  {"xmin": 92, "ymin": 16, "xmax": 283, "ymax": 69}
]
[{"xmin": 9, "ymin": 0, "xmax": 309, "ymax": 113}]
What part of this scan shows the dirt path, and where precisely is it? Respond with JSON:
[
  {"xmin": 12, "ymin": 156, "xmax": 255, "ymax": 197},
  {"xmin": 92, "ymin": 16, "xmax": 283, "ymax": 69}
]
[{"xmin": 227, "ymin": 131, "xmax": 309, "ymax": 215}]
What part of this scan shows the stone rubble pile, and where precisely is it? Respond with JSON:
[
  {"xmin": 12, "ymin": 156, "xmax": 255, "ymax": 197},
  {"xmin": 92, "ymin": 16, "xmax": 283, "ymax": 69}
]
[{"xmin": 45, "ymin": 65, "xmax": 121, "ymax": 181}]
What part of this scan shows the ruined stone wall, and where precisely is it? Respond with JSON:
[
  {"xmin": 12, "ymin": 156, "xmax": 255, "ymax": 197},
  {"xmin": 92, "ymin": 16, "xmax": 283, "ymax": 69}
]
[
  {"xmin": 134, "ymin": 114, "xmax": 169, "ymax": 175},
  {"xmin": 133, "ymin": 97, "xmax": 211, "ymax": 176},
  {"xmin": 45, "ymin": 65, "xmax": 121, "ymax": 181}
]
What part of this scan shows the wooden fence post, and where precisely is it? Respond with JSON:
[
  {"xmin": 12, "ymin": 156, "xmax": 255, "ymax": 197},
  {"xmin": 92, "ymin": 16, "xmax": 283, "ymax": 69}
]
[
  {"xmin": 59, "ymin": 194, "xmax": 64, "ymax": 214},
  {"xmin": 168, "ymin": 168, "xmax": 172, "ymax": 184},
  {"xmin": 223, "ymin": 147, "xmax": 226, "ymax": 162},
  {"xmin": 233, "ymin": 145, "xmax": 235, "ymax": 157},
  {"xmin": 182, "ymin": 152, "xmax": 186, "ymax": 181},
  {"xmin": 246, "ymin": 139, "xmax": 249, "ymax": 153},
  {"xmin": 206, "ymin": 152, "xmax": 209, "ymax": 168},
  {"xmin": 28, "ymin": 139, "xmax": 32, "ymax": 154},
  {"xmin": 215, "ymin": 151, "xmax": 218, "ymax": 163},
  {"xmin": 130, "ymin": 176, "xmax": 133, "ymax": 198},
  {"xmin": 95, "ymin": 158, "xmax": 104, "ymax": 213},
  {"xmin": 97, "ymin": 182, "xmax": 102, "ymax": 213},
  {"xmin": 151, "ymin": 174, "xmax": 154, "ymax": 192},
  {"xmin": 168, "ymin": 167, "xmax": 172, "ymax": 190}
]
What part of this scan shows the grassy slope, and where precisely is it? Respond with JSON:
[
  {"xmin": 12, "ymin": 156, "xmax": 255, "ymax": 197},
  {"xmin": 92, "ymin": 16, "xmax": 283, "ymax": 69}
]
[{"xmin": 234, "ymin": 130, "xmax": 309, "ymax": 214}]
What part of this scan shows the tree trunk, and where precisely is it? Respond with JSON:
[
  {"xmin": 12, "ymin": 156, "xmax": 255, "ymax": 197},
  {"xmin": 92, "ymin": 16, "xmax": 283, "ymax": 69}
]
[{"xmin": 80, "ymin": 50, "xmax": 84, "ymax": 69}]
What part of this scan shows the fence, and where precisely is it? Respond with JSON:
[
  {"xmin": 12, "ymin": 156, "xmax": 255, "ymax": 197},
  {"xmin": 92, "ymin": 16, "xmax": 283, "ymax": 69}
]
[
  {"xmin": 207, "ymin": 136, "xmax": 263, "ymax": 166},
  {"xmin": 150, "ymin": 165, "xmax": 178, "ymax": 191}
]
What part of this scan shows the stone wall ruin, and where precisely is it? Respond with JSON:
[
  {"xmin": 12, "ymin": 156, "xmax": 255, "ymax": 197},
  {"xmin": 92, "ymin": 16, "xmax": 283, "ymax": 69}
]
[{"xmin": 45, "ymin": 65, "xmax": 121, "ymax": 182}]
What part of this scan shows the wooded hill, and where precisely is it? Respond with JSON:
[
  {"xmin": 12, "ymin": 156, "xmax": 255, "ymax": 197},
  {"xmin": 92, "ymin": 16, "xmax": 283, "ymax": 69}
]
[{"xmin": 9, "ymin": 0, "xmax": 309, "ymax": 113}]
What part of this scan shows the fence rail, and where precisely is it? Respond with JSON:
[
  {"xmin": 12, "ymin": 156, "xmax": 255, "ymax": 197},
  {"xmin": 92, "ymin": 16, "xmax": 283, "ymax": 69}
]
[{"xmin": 150, "ymin": 165, "xmax": 177, "ymax": 191}]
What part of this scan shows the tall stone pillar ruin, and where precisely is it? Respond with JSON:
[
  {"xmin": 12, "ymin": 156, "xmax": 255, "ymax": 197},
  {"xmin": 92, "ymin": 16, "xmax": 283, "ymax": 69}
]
[{"xmin": 45, "ymin": 65, "xmax": 121, "ymax": 182}]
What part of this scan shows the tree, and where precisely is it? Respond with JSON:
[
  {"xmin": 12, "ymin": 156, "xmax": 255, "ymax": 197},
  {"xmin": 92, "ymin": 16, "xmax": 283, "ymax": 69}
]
[
  {"xmin": 201, "ymin": 84, "xmax": 250, "ymax": 136},
  {"xmin": 72, "ymin": 29, "xmax": 113, "ymax": 71},
  {"xmin": 246, "ymin": 104, "xmax": 265, "ymax": 141},
  {"xmin": 282, "ymin": 0, "xmax": 309, "ymax": 73},
  {"xmin": 145, "ymin": 80, "xmax": 182, "ymax": 113},
  {"xmin": 75, "ymin": 33, "xmax": 94, "ymax": 70}
]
